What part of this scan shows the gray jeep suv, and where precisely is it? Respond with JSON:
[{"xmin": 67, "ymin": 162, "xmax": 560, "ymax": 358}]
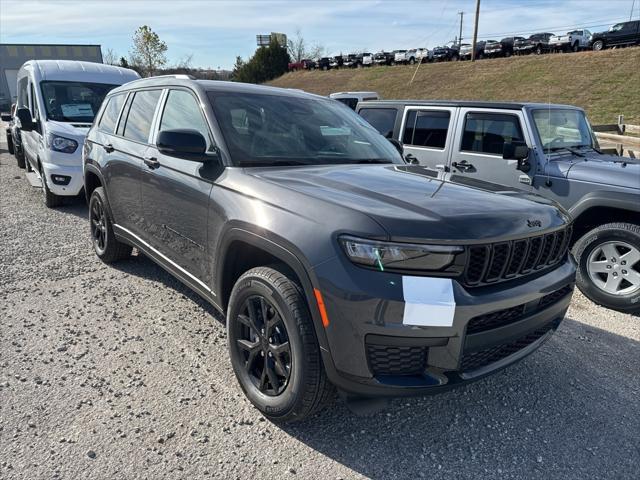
[{"xmin": 83, "ymin": 78, "xmax": 575, "ymax": 421}]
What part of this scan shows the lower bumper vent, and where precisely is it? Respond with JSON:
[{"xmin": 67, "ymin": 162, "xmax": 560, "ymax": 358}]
[{"xmin": 367, "ymin": 345, "xmax": 427, "ymax": 375}]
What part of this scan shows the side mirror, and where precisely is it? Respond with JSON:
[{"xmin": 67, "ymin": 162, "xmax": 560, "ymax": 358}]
[
  {"xmin": 157, "ymin": 129, "xmax": 208, "ymax": 160},
  {"xmin": 503, "ymin": 140, "xmax": 529, "ymax": 160},
  {"xmin": 16, "ymin": 107, "xmax": 34, "ymax": 131},
  {"xmin": 388, "ymin": 138, "xmax": 403, "ymax": 155}
]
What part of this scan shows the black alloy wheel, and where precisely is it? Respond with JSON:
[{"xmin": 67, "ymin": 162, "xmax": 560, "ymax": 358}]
[
  {"xmin": 235, "ymin": 295, "xmax": 292, "ymax": 396},
  {"xmin": 90, "ymin": 195, "xmax": 107, "ymax": 255}
]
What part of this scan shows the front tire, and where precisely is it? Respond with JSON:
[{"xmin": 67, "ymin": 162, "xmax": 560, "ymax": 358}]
[
  {"xmin": 573, "ymin": 223, "xmax": 640, "ymax": 313},
  {"xmin": 592, "ymin": 39, "xmax": 605, "ymax": 51},
  {"xmin": 227, "ymin": 266, "xmax": 334, "ymax": 423},
  {"xmin": 89, "ymin": 186, "xmax": 132, "ymax": 263},
  {"xmin": 39, "ymin": 164, "xmax": 62, "ymax": 208}
]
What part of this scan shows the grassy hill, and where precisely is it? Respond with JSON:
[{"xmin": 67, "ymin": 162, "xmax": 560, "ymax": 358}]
[{"xmin": 270, "ymin": 47, "xmax": 640, "ymax": 125}]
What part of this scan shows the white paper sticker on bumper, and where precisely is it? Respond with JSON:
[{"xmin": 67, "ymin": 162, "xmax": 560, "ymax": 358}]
[{"xmin": 402, "ymin": 276, "xmax": 456, "ymax": 327}]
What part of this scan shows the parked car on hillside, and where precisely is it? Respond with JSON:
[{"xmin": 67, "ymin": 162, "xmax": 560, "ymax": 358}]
[
  {"xmin": 83, "ymin": 78, "xmax": 575, "ymax": 422},
  {"xmin": 357, "ymin": 100, "xmax": 640, "ymax": 313},
  {"xmin": 431, "ymin": 45, "xmax": 459, "ymax": 62},
  {"xmin": 483, "ymin": 39, "xmax": 504, "ymax": 57},
  {"xmin": 499, "ymin": 36, "xmax": 525, "ymax": 57},
  {"xmin": 392, "ymin": 50, "xmax": 407, "ymax": 64},
  {"xmin": 373, "ymin": 51, "xmax": 394, "ymax": 66},
  {"xmin": 316, "ymin": 57, "xmax": 332, "ymax": 70},
  {"xmin": 13, "ymin": 60, "xmax": 140, "ymax": 207},
  {"xmin": 459, "ymin": 41, "xmax": 486, "ymax": 60},
  {"xmin": 329, "ymin": 91, "xmax": 380, "ymax": 110},
  {"xmin": 590, "ymin": 20, "xmax": 640, "ymax": 51},
  {"xmin": 549, "ymin": 30, "xmax": 592, "ymax": 52},
  {"xmin": 288, "ymin": 59, "xmax": 316, "ymax": 71},
  {"xmin": 329, "ymin": 56, "xmax": 344, "ymax": 69},
  {"xmin": 514, "ymin": 33, "xmax": 555, "ymax": 55},
  {"xmin": 359, "ymin": 52, "xmax": 374, "ymax": 67},
  {"xmin": 416, "ymin": 48, "xmax": 432, "ymax": 63},
  {"xmin": 342, "ymin": 54, "xmax": 359, "ymax": 68}
]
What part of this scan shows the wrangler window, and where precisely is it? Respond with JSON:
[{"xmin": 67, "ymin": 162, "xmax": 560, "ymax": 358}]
[
  {"xmin": 461, "ymin": 112, "xmax": 524, "ymax": 155},
  {"xmin": 403, "ymin": 110, "xmax": 450, "ymax": 149}
]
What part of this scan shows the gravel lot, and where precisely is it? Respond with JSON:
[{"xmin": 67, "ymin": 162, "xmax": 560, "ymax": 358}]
[{"xmin": 1, "ymin": 135, "xmax": 638, "ymax": 480}]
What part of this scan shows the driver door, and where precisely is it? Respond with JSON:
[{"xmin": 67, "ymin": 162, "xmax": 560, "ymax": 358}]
[{"xmin": 445, "ymin": 108, "xmax": 533, "ymax": 192}]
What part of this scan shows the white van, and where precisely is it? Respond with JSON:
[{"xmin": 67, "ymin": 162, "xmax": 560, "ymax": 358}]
[
  {"xmin": 14, "ymin": 60, "xmax": 139, "ymax": 207},
  {"xmin": 328, "ymin": 91, "xmax": 381, "ymax": 110}
]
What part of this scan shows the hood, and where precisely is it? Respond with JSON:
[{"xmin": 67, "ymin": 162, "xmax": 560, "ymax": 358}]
[
  {"xmin": 46, "ymin": 120, "xmax": 90, "ymax": 140},
  {"xmin": 249, "ymin": 164, "xmax": 568, "ymax": 243},
  {"xmin": 552, "ymin": 152, "xmax": 640, "ymax": 189}
]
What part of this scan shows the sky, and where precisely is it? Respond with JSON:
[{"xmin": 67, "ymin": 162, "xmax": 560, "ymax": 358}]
[{"xmin": 1, "ymin": 0, "xmax": 638, "ymax": 69}]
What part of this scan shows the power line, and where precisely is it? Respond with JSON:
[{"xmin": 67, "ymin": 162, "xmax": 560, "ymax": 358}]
[{"xmin": 473, "ymin": 16, "xmax": 631, "ymax": 39}]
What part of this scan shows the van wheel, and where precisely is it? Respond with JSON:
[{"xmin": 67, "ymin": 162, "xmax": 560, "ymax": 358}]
[
  {"xmin": 592, "ymin": 40, "xmax": 605, "ymax": 51},
  {"xmin": 15, "ymin": 147, "xmax": 25, "ymax": 169},
  {"xmin": 573, "ymin": 223, "xmax": 640, "ymax": 313},
  {"xmin": 89, "ymin": 186, "xmax": 132, "ymax": 262},
  {"xmin": 39, "ymin": 164, "xmax": 62, "ymax": 208},
  {"xmin": 7, "ymin": 133, "xmax": 14, "ymax": 155},
  {"xmin": 227, "ymin": 266, "xmax": 335, "ymax": 423}
]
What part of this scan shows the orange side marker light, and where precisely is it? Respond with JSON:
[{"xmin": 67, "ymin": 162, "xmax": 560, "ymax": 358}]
[{"xmin": 313, "ymin": 288, "xmax": 330, "ymax": 328}]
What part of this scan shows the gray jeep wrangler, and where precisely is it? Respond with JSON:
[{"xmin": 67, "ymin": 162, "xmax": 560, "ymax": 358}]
[{"xmin": 357, "ymin": 101, "xmax": 640, "ymax": 313}]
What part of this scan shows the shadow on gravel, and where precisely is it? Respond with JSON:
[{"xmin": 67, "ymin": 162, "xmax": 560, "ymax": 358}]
[
  {"xmin": 110, "ymin": 252, "xmax": 224, "ymax": 323},
  {"xmin": 56, "ymin": 196, "xmax": 89, "ymax": 219},
  {"xmin": 280, "ymin": 319, "xmax": 639, "ymax": 479}
]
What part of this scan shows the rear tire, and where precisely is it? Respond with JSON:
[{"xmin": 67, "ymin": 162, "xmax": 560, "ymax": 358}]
[
  {"xmin": 227, "ymin": 266, "xmax": 335, "ymax": 423},
  {"xmin": 7, "ymin": 133, "xmax": 14, "ymax": 154},
  {"xmin": 572, "ymin": 42, "xmax": 580, "ymax": 52},
  {"xmin": 89, "ymin": 186, "xmax": 132, "ymax": 263},
  {"xmin": 39, "ymin": 164, "xmax": 62, "ymax": 208},
  {"xmin": 592, "ymin": 40, "xmax": 605, "ymax": 51},
  {"xmin": 573, "ymin": 223, "xmax": 640, "ymax": 313}
]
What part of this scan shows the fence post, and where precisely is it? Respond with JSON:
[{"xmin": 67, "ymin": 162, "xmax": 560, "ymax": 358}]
[{"xmin": 617, "ymin": 114, "xmax": 625, "ymax": 134}]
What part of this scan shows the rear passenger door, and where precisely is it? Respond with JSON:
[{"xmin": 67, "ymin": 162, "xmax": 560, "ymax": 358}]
[
  {"xmin": 141, "ymin": 88, "xmax": 217, "ymax": 285},
  {"xmin": 446, "ymin": 108, "xmax": 533, "ymax": 192},
  {"xmin": 400, "ymin": 106, "xmax": 456, "ymax": 179}
]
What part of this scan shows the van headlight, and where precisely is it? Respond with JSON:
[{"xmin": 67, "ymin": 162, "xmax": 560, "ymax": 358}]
[
  {"xmin": 48, "ymin": 134, "xmax": 78, "ymax": 154},
  {"xmin": 339, "ymin": 235, "xmax": 464, "ymax": 273}
]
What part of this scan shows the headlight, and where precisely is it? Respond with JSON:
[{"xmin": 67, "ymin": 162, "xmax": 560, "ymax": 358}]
[
  {"xmin": 48, "ymin": 134, "xmax": 78, "ymax": 154},
  {"xmin": 339, "ymin": 235, "xmax": 464, "ymax": 273}
]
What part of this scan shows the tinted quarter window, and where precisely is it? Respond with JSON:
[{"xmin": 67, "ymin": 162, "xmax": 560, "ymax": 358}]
[
  {"xmin": 160, "ymin": 90, "xmax": 211, "ymax": 147},
  {"xmin": 122, "ymin": 89, "xmax": 162, "ymax": 143},
  {"xmin": 403, "ymin": 110, "xmax": 450, "ymax": 149},
  {"xmin": 98, "ymin": 94, "xmax": 126, "ymax": 133},
  {"xmin": 359, "ymin": 108, "xmax": 397, "ymax": 138},
  {"xmin": 461, "ymin": 112, "xmax": 524, "ymax": 155}
]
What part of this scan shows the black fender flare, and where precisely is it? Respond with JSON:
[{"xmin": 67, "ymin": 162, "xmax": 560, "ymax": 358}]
[
  {"xmin": 83, "ymin": 164, "xmax": 116, "ymax": 220},
  {"xmin": 215, "ymin": 225, "xmax": 334, "ymax": 368},
  {"xmin": 569, "ymin": 190, "xmax": 640, "ymax": 219}
]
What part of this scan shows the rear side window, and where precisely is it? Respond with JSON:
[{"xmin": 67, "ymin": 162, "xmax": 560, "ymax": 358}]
[
  {"xmin": 98, "ymin": 94, "xmax": 126, "ymax": 133},
  {"xmin": 359, "ymin": 108, "xmax": 397, "ymax": 138},
  {"xmin": 403, "ymin": 110, "xmax": 450, "ymax": 149},
  {"xmin": 122, "ymin": 89, "xmax": 162, "ymax": 143},
  {"xmin": 461, "ymin": 112, "xmax": 524, "ymax": 155},
  {"xmin": 159, "ymin": 90, "xmax": 211, "ymax": 147}
]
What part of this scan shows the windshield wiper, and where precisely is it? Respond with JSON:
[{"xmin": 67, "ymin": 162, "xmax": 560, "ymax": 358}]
[{"xmin": 547, "ymin": 146, "xmax": 585, "ymax": 157}]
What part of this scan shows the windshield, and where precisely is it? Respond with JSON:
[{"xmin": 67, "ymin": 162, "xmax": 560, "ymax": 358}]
[
  {"xmin": 208, "ymin": 91, "xmax": 403, "ymax": 167},
  {"xmin": 532, "ymin": 108, "xmax": 595, "ymax": 152},
  {"xmin": 41, "ymin": 81, "xmax": 118, "ymax": 123}
]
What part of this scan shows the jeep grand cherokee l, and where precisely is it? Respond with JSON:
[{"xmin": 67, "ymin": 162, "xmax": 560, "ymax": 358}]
[{"xmin": 83, "ymin": 77, "xmax": 575, "ymax": 422}]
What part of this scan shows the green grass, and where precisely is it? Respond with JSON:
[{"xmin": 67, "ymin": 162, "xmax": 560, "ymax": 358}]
[{"xmin": 270, "ymin": 47, "xmax": 640, "ymax": 125}]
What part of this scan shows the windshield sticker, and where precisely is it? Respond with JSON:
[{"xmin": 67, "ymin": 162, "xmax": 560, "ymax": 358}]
[
  {"xmin": 61, "ymin": 103, "xmax": 94, "ymax": 118},
  {"xmin": 402, "ymin": 276, "xmax": 456, "ymax": 327}
]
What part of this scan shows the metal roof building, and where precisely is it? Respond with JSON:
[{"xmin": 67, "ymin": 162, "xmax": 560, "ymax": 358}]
[{"xmin": 0, "ymin": 44, "xmax": 103, "ymax": 111}]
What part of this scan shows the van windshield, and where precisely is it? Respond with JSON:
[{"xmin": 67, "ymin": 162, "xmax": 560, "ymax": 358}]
[
  {"xmin": 208, "ymin": 91, "xmax": 403, "ymax": 167},
  {"xmin": 40, "ymin": 81, "xmax": 119, "ymax": 123},
  {"xmin": 532, "ymin": 108, "xmax": 595, "ymax": 153}
]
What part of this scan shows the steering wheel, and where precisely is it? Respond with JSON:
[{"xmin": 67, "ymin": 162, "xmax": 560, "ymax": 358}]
[{"xmin": 548, "ymin": 137, "xmax": 565, "ymax": 147}]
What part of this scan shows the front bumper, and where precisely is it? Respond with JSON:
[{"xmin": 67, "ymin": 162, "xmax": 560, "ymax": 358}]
[
  {"xmin": 313, "ymin": 255, "xmax": 575, "ymax": 397},
  {"xmin": 41, "ymin": 162, "xmax": 84, "ymax": 196}
]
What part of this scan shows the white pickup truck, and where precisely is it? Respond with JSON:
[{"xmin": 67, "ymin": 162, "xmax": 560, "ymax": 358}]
[{"xmin": 549, "ymin": 30, "xmax": 592, "ymax": 52}]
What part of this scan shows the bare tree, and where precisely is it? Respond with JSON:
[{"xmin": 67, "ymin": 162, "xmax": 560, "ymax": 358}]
[
  {"xmin": 103, "ymin": 48, "xmax": 119, "ymax": 65},
  {"xmin": 129, "ymin": 25, "xmax": 168, "ymax": 77},
  {"xmin": 287, "ymin": 29, "xmax": 326, "ymax": 61}
]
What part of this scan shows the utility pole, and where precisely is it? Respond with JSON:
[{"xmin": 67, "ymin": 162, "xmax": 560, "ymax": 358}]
[
  {"xmin": 471, "ymin": 0, "xmax": 481, "ymax": 62},
  {"xmin": 631, "ymin": 0, "xmax": 637, "ymax": 20},
  {"xmin": 458, "ymin": 11, "xmax": 464, "ymax": 49}
]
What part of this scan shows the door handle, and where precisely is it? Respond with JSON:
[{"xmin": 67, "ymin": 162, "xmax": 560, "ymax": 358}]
[
  {"xmin": 404, "ymin": 153, "xmax": 420, "ymax": 165},
  {"xmin": 452, "ymin": 160, "xmax": 474, "ymax": 171},
  {"xmin": 143, "ymin": 155, "xmax": 160, "ymax": 168},
  {"xmin": 435, "ymin": 164, "xmax": 450, "ymax": 172},
  {"xmin": 103, "ymin": 143, "xmax": 114, "ymax": 153}
]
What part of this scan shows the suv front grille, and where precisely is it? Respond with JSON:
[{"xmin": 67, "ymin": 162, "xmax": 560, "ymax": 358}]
[
  {"xmin": 461, "ymin": 323, "xmax": 554, "ymax": 372},
  {"xmin": 367, "ymin": 344, "xmax": 427, "ymax": 375},
  {"xmin": 463, "ymin": 226, "xmax": 572, "ymax": 287}
]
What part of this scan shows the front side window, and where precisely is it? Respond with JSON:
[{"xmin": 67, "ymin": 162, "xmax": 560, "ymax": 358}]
[
  {"xmin": 159, "ymin": 90, "xmax": 211, "ymax": 147},
  {"xmin": 532, "ymin": 109, "xmax": 594, "ymax": 152},
  {"xmin": 359, "ymin": 108, "xmax": 397, "ymax": 138},
  {"xmin": 208, "ymin": 91, "xmax": 402, "ymax": 167},
  {"xmin": 40, "ymin": 81, "xmax": 118, "ymax": 123},
  {"xmin": 98, "ymin": 94, "xmax": 126, "ymax": 133},
  {"xmin": 122, "ymin": 89, "xmax": 162, "ymax": 143},
  {"xmin": 610, "ymin": 23, "xmax": 624, "ymax": 32},
  {"xmin": 17, "ymin": 78, "xmax": 29, "ymax": 109},
  {"xmin": 403, "ymin": 110, "xmax": 450, "ymax": 149},
  {"xmin": 461, "ymin": 112, "xmax": 524, "ymax": 155}
]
